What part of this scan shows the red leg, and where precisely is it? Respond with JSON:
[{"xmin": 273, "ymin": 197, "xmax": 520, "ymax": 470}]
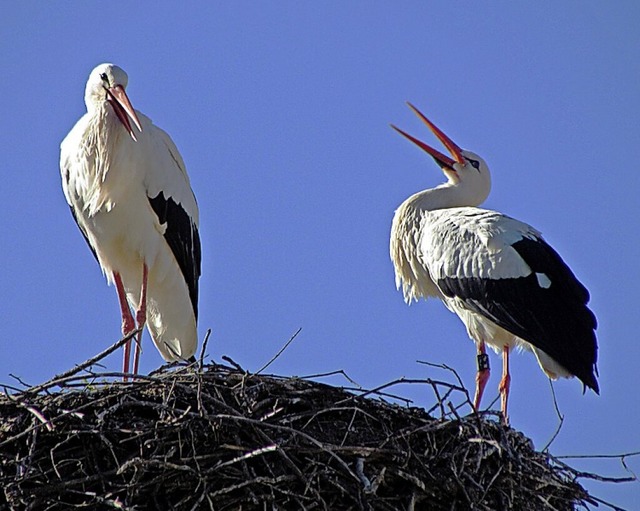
[
  {"xmin": 114, "ymin": 272, "xmax": 135, "ymax": 381},
  {"xmin": 132, "ymin": 263, "xmax": 148, "ymax": 376},
  {"xmin": 473, "ymin": 341, "xmax": 491, "ymax": 411},
  {"xmin": 499, "ymin": 346, "xmax": 511, "ymax": 425}
]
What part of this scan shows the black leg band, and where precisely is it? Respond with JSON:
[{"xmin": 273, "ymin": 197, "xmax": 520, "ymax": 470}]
[{"xmin": 477, "ymin": 353, "xmax": 490, "ymax": 372}]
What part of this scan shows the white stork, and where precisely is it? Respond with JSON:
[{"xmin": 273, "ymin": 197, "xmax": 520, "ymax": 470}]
[
  {"xmin": 390, "ymin": 103, "xmax": 598, "ymax": 422},
  {"xmin": 60, "ymin": 63, "xmax": 201, "ymax": 379}
]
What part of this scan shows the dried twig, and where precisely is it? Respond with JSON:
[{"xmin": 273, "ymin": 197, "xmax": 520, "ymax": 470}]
[
  {"xmin": 199, "ymin": 328, "xmax": 213, "ymax": 368},
  {"xmin": 542, "ymin": 379, "xmax": 565, "ymax": 452},
  {"xmin": 0, "ymin": 358, "xmax": 619, "ymax": 510},
  {"xmin": 256, "ymin": 327, "xmax": 302, "ymax": 375},
  {"xmin": 22, "ymin": 328, "xmax": 142, "ymax": 395}
]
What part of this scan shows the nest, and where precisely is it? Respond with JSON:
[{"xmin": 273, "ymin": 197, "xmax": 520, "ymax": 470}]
[{"xmin": 0, "ymin": 351, "xmax": 594, "ymax": 510}]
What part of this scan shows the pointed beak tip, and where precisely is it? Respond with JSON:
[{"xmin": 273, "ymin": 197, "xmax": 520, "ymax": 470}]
[
  {"xmin": 405, "ymin": 103, "xmax": 465, "ymax": 165},
  {"xmin": 392, "ymin": 118, "xmax": 457, "ymax": 170},
  {"xmin": 108, "ymin": 84, "xmax": 143, "ymax": 138}
]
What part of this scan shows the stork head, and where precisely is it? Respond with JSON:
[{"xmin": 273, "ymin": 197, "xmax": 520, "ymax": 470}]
[
  {"xmin": 84, "ymin": 63, "xmax": 143, "ymax": 141},
  {"xmin": 391, "ymin": 103, "xmax": 491, "ymax": 206}
]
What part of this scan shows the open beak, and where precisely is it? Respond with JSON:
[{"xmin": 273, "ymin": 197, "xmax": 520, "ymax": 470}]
[
  {"xmin": 391, "ymin": 102, "xmax": 465, "ymax": 171},
  {"xmin": 106, "ymin": 85, "xmax": 143, "ymax": 141}
]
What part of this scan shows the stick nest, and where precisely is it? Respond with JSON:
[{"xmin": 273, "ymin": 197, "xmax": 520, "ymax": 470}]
[{"xmin": 0, "ymin": 362, "xmax": 593, "ymax": 510}]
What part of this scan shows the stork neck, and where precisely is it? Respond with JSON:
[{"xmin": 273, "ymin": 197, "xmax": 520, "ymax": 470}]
[
  {"xmin": 85, "ymin": 103, "xmax": 131, "ymax": 146},
  {"xmin": 86, "ymin": 98, "xmax": 110, "ymax": 119},
  {"xmin": 404, "ymin": 181, "xmax": 486, "ymax": 214}
]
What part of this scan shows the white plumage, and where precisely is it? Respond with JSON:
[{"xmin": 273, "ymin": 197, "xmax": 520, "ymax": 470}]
[
  {"xmin": 390, "ymin": 103, "xmax": 598, "ymax": 422},
  {"xmin": 60, "ymin": 63, "xmax": 201, "ymax": 377},
  {"xmin": 395, "ymin": 207, "xmax": 541, "ymax": 302}
]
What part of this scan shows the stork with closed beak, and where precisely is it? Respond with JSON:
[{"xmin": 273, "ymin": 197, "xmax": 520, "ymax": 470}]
[{"xmin": 60, "ymin": 63, "xmax": 201, "ymax": 379}]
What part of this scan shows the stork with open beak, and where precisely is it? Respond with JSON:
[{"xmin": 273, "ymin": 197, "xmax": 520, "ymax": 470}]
[{"xmin": 390, "ymin": 103, "xmax": 598, "ymax": 423}]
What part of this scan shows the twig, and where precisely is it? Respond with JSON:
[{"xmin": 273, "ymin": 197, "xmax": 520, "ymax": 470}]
[
  {"xmin": 256, "ymin": 327, "xmax": 302, "ymax": 375},
  {"xmin": 221, "ymin": 355, "xmax": 245, "ymax": 373},
  {"xmin": 214, "ymin": 444, "xmax": 278, "ymax": 470},
  {"xmin": 341, "ymin": 377, "xmax": 465, "ymax": 404},
  {"xmin": 301, "ymin": 369, "xmax": 363, "ymax": 389},
  {"xmin": 621, "ymin": 455, "xmax": 639, "ymax": 484},
  {"xmin": 5, "ymin": 393, "xmax": 54, "ymax": 431},
  {"xmin": 555, "ymin": 451, "xmax": 640, "ymax": 460},
  {"xmin": 542, "ymin": 379, "xmax": 564, "ymax": 452},
  {"xmin": 8, "ymin": 373, "xmax": 32, "ymax": 389},
  {"xmin": 447, "ymin": 401, "xmax": 462, "ymax": 421},
  {"xmin": 333, "ymin": 384, "xmax": 414, "ymax": 406},
  {"xmin": 199, "ymin": 328, "xmax": 212, "ymax": 369},
  {"xmin": 23, "ymin": 329, "xmax": 142, "ymax": 395},
  {"xmin": 551, "ymin": 456, "xmax": 636, "ymax": 483},
  {"xmin": 417, "ymin": 360, "xmax": 475, "ymax": 410},
  {"xmin": 587, "ymin": 494, "xmax": 629, "ymax": 511}
]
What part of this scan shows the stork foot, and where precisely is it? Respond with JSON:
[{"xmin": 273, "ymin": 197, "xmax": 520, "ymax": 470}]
[
  {"xmin": 132, "ymin": 263, "xmax": 148, "ymax": 377},
  {"xmin": 498, "ymin": 374, "xmax": 511, "ymax": 426},
  {"xmin": 473, "ymin": 365, "xmax": 491, "ymax": 411},
  {"xmin": 120, "ymin": 309, "xmax": 136, "ymax": 380},
  {"xmin": 114, "ymin": 272, "xmax": 136, "ymax": 381},
  {"xmin": 499, "ymin": 346, "xmax": 511, "ymax": 425}
]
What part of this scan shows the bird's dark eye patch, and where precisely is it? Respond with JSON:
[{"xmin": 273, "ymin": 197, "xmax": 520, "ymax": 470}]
[
  {"xmin": 467, "ymin": 158, "xmax": 480, "ymax": 170},
  {"xmin": 100, "ymin": 73, "xmax": 109, "ymax": 83}
]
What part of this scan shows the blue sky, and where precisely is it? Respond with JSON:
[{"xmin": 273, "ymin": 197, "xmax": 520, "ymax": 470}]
[{"xmin": 2, "ymin": 3, "xmax": 639, "ymax": 507}]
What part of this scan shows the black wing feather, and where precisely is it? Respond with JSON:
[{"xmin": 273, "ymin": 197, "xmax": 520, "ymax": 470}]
[
  {"xmin": 438, "ymin": 237, "xmax": 598, "ymax": 392},
  {"xmin": 63, "ymin": 165, "xmax": 99, "ymax": 264},
  {"xmin": 68, "ymin": 206, "xmax": 99, "ymax": 265},
  {"xmin": 148, "ymin": 191, "xmax": 201, "ymax": 320}
]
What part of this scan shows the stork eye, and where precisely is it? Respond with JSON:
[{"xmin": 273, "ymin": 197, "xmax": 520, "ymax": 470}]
[
  {"xmin": 467, "ymin": 158, "xmax": 480, "ymax": 170},
  {"xmin": 100, "ymin": 73, "xmax": 109, "ymax": 83}
]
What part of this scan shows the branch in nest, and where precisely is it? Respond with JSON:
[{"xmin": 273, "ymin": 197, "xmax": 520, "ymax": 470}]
[{"xmin": 0, "ymin": 354, "xmax": 626, "ymax": 510}]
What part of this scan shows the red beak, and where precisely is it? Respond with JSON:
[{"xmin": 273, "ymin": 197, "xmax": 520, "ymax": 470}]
[
  {"xmin": 106, "ymin": 85, "xmax": 143, "ymax": 141},
  {"xmin": 391, "ymin": 103, "xmax": 465, "ymax": 170}
]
